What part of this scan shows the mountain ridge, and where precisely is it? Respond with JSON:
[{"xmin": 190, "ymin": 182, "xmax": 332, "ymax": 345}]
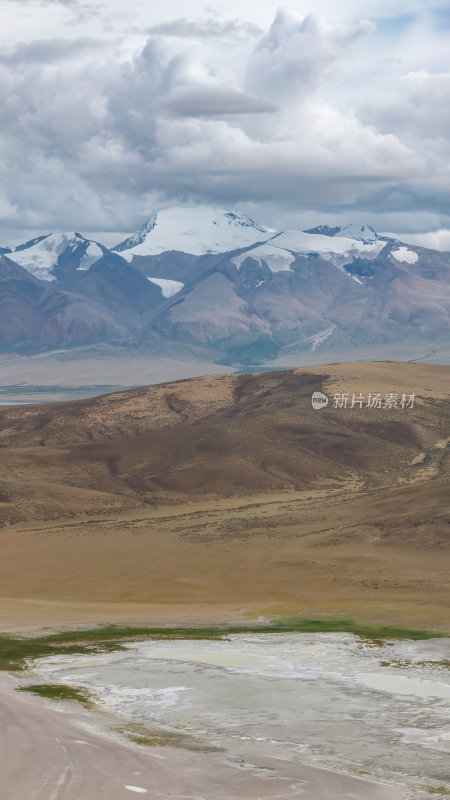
[{"xmin": 1, "ymin": 205, "xmax": 449, "ymax": 364}]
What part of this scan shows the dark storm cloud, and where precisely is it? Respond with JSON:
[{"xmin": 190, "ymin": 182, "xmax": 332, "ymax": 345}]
[{"xmin": 160, "ymin": 86, "xmax": 278, "ymax": 117}]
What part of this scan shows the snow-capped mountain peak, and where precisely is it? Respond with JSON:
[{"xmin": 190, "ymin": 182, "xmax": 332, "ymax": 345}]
[
  {"xmin": 114, "ymin": 215, "xmax": 157, "ymax": 252},
  {"xmin": 113, "ymin": 206, "xmax": 270, "ymax": 258},
  {"xmin": 0, "ymin": 231, "xmax": 104, "ymax": 281},
  {"xmin": 303, "ymin": 225, "xmax": 341, "ymax": 237},
  {"xmin": 304, "ymin": 223, "xmax": 381, "ymax": 242},
  {"xmin": 339, "ymin": 223, "xmax": 379, "ymax": 241}
]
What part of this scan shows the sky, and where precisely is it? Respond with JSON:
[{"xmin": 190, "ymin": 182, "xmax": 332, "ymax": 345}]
[{"xmin": 1, "ymin": 0, "xmax": 450, "ymax": 248}]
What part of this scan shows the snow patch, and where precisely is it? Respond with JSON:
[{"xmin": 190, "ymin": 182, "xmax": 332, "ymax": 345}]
[
  {"xmin": 231, "ymin": 244, "xmax": 295, "ymax": 273},
  {"xmin": 270, "ymin": 230, "xmax": 385, "ymax": 268},
  {"xmin": 77, "ymin": 242, "xmax": 103, "ymax": 270},
  {"xmin": 147, "ymin": 277, "xmax": 184, "ymax": 298},
  {"xmin": 125, "ymin": 787, "xmax": 148, "ymax": 794},
  {"xmin": 391, "ymin": 247, "xmax": 418, "ymax": 264}
]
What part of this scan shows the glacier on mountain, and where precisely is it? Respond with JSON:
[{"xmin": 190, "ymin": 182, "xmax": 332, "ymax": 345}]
[
  {"xmin": 231, "ymin": 243, "xmax": 295, "ymax": 272},
  {"xmin": 147, "ymin": 277, "xmax": 184, "ymax": 298},
  {"xmin": 114, "ymin": 206, "xmax": 269, "ymax": 257},
  {"xmin": 269, "ymin": 230, "xmax": 386, "ymax": 268},
  {"xmin": 391, "ymin": 247, "xmax": 419, "ymax": 264},
  {"xmin": 77, "ymin": 242, "xmax": 104, "ymax": 270}
]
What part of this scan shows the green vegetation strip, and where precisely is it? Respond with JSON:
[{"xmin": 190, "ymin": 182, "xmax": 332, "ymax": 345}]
[
  {"xmin": 0, "ymin": 618, "xmax": 444, "ymax": 674},
  {"xmin": 18, "ymin": 684, "xmax": 93, "ymax": 708}
]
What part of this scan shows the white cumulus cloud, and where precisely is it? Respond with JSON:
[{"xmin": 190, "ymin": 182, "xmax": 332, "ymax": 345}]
[{"xmin": 0, "ymin": 3, "xmax": 449, "ymax": 239}]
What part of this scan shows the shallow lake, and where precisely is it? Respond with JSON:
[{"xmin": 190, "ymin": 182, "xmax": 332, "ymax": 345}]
[{"xmin": 32, "ymin": 633, "xmax": 450, "ymax": 795}]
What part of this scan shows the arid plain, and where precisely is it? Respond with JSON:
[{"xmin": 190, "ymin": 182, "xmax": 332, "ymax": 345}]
[{"xmin": 0, "ymin": 360, "xmax": 448, "ymax": 633}]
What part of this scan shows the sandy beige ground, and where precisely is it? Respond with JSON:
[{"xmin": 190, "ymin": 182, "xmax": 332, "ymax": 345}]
[
  {"xmin": 0, "ymin": 672, "xmax": 400, "ymax": 800},
  {"xmin": 0, "ymin": 477, "xmax": 448, "ymax": 633}
]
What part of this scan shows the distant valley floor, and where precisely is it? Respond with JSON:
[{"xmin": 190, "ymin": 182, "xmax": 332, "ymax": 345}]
[{"xmin": 0, "ymin": 342, "xmax": 449, "ymax": 404}]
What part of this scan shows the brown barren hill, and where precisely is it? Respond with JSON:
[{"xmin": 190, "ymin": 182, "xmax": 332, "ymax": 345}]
[{"xmin": 0, "ymin": 361, "xmax": 449, "ymax": 632}]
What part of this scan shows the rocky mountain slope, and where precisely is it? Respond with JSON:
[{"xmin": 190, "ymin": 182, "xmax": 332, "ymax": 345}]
[{"xmin": 1, "ymin": 206, "xmax": 449, "ymax": 364}]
